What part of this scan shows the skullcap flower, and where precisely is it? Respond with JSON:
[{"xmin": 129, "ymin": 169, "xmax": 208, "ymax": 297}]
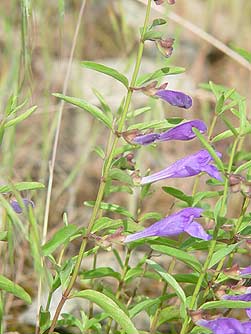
[
  {"xmin": 141, "ymin": 149, "xmax": 222, "ymax": 185},
  {"xmin": 223, "ymin": 293, "xmax": 251, "ymax": 319},
  {"xmin": 133, "ymin": 120, "xmax": 207, "ymax": 145},
  {"xmin": 134, "ymin": 81, "xmax": 192, "ymax": 109},
  {"xmin": 10, "ymin": 198, "xmax": 34, "ymax": 214},
  {"xmin": 133, "ymin": 132, "xmax": 160, "ymax": 145},
  {"xmin": 124, "ymin": 207, "xmax": 211, "ymax": 243},
  {"xmin": 197, "ymin": 318, "xmax": 251, "ymax": 334},
  {"xmin": 155, "ymin": 89, "xmax": 192, "ymax": 109},
  {"xmin": 240, "ymin": 266, "xmax": 251, "ymax": 276}
]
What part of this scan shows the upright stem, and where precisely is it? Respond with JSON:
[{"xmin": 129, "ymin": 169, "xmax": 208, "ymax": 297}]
[{"xmin": 47, "ymin": 1, "xmax": 152, "ymax": 332}]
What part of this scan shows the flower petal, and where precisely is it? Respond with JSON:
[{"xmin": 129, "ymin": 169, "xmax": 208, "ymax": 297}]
[
  {"xmin": 124, "ymin": 207, "xmax": 205, "ymax": 243},
  {"xmin": 10, "ymin": 198, "xmax": 34, "ymax": 214},
  {"xmin": 155, "ymin": 89, "xmax": 192, "ymax": 109},
  {"xmin": 133, "ymin": 133, "xmax": 160, "ymax": 145},
  {"xmin": 141, "ymin": 149, "xmax": 222, "ymax": 185},
  {"xmin": 201, "ymin": 164, "xmax": 223, "ymax": 181},
  {"xmin": 184, "ymin": 221, "xmax": 212, "ymax": 241},
  {"xmin": 158, "ymin": 120, "xmax": 207, "ymax": 142},
  {"xmin": 240, "ymin": 266, "xmax": 251, "ymax": 276},
  {"xmin": 197, "ymin": 318, "xmax": 244, "ymax": 334}
]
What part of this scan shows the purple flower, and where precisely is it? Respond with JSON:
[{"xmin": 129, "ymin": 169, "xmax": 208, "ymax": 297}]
[
  {"xmin": 155, "ymin": 89, "xmax": 192, "ymax": 109},
  {"xmin": 197, "ymin": 318, "xmax": 251, "ymax": 334},
  {"xmin": 158, "ymin": 120, "xmax": 207, "ymax": 141},
  {"xmin": 141, "ymin": 149, "xmax": 222, "ymax": 185},
  {"xmin": 133, "ymin": 120, "xmax": 207, "ymax": 145},
  {"xmin": 124, "ymin": 207, "xmax": 211, "ymax": 243},
  {"xmin": 10, "ymin": 198, "xmax": 34, "ymax": 214},
  {"xmin": 133, "ymin": 133, "xmax": 160, "ymax": 145},
  {"xmin": 223, "ymin": 293, "xmax": 251, "ymax": 319},
  {"xmin": 240, "ymin": 266, "xmax": 251, "ymax": 276}
]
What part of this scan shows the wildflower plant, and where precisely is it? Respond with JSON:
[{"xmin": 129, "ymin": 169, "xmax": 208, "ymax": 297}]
[{"xmin": 1, "ymin": 1, "xmax": 251, "ymax": 334}]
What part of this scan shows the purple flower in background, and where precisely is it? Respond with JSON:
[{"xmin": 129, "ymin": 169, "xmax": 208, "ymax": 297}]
[
  {"xmin": 197, "ymin": 318, "xmax": 251, "ymax": 334},
  {"xmin": 10, "ymin": 198, "xmax": 34, "ymax": 214},
  {"xmin": 240, "ymin": 266, "xmax": 251, "ymax": 276},
  {"xmin": 141, "ymin": 149, "xmax": 222, "ymax": 185},
  {"xmin": 124, "ymin": 207, "xmax": 211, "ymax": 243},
  {"xmin": 223, "ymin": 293, "xmax": 251, "ymax": 319},
  {"xmin": 134, "ymin": 81, "xmax": 191, "ymax": 109},
  {"xmin": 155, "ymin": 89, "xmax": 192, "ymax": 109},
  {"xmin": 133, "ymin": 132, "xmax": 160, "ymax": 145},
  {"xmin": 133, "ymin": 120, "xmax": 207, "ymax": 145}
]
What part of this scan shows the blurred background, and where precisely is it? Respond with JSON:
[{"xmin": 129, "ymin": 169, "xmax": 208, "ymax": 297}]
[{"xmin": 0, "ymin": 0, "xmax": 250, "ymax": 331}]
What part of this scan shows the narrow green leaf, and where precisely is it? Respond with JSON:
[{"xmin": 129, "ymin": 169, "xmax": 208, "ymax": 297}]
[
  {"xmin": 192, "ymin": 128, "xmax": 225, "ymax": 172},
  {"xmin": 84, "ymin": 201, "xmax": 134, "ymax": 219},
  {"xmin": 200, "ymin": 300, "xmax": 251, "ymax": 310},
  {"xmin": 0, "ymin": 275, "xmax": 31, "ymax": 304},
  {"xmin": 220, "ymin": 114, "xmax": 239, "ymax": 137},
  {"xmin": 215, "ymin": 93, "xmax": 225, "ymax": 114},
  {"xmin": 82, "ymin": 267, "xmax": 121, "ymax": 280},
  {"xmin": 0, "ymin": 181, "xmax": 45, "ymax": 193},
  {"xmin": 81, "ymin": 61, "xmax": 129, "ymax": 88},
  {"xmin": 200, "ymin": 82, "xmax": 243, "ymax": 101},
  {"xmin": 92, "ymin": 89, "xmax": 112, "ymax": 115},
  {"xmin": 143, "ymin": 30, "xmax": 162, "ymax": 41},
  {"xmin": 190, "ymin": 326, "xmax": 211, "ymax": 334},
  {"xmin": 230, "ymin": 44, "xmax": 251, "ymax": 63},
  {"xmin": 158, "ymin": 305, "xmax": 180, "ymax": 325},
  {"xmin": 39, "ymin": 309, "xmax": 51, "ymax": 331},
  {"xmin": 128, "ymin": 120, "xmax": 171, "ymax": 131},
  {"xmin": 93, "ymin": 145, "xmax": 105, "ymax": 159},
  {"xmin": 4, "ymin": 106, "xmax": 37, "ymax": 128},
  {"xmin": 108, "ymin": 168, "xmax": 133, "ymax": 185},
  {"xmin": 139, "ymin": 212, "xmax": 162, "ymax": 222},
  {"xmin": 136, "ymin": 67, "xmax": 185, "ymax": 86},
  {"xmin": 212, "ymin": 125, "xmax": 251, "ymax": 142},
  {"xmin": 126, "ymin": 107, "xmax": 151, "ymax": 119},
  {"xmin": 107, "ymin": 185, "xmax": 133, "ymax": 195},
  {"xmin": 150, "ymin": 18, "xmax": 167, "ymax": 28},
  {"xmin": 91, "ymin": 217, "xmax": 123, "ymax": 233},
  {"xmin": 42, "ymin": 225, "xmax": 78, "ymax": 256},
  {"xmin": 235, "ymin": 160, "xmax": 251, "ymax": 174},
  {"xmin": 151, "ymin": 245, "xmax": 202, "ymax": 272},
  {"xmin": 129, "ymin": 297, "xmax": 162, "ymax": 318},
  {"xmin": 147, "ymin": 260, "xmax": 187, "ymax": 318},
  {"xmin": 73, "ymin": 290, "xmax": 139, "ymax": 334},
  {"xmin": 209, "ymin": 243, "xmax": 239, "ymax": 268},
  {"xmin": 53, "ymin": 93, "xmax": 112, "ymax": 129},
  {"xmin": 162, "ymin": 186, "xmax": 193, "ymax": 205}
]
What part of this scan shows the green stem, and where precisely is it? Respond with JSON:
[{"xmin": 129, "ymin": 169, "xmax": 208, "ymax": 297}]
[
  {"xmin": 208, "ymin": 115, "xmax": 218, "ymax": 142},
  {"xmin": 47, "ymin": 2, "xmax": 152, "ymax": 332},
  {"xmin": 106, "ymin": 248, "xmax": 132, "ymax": 334},
  {"xmin": 150, "ymin": 234, "xmax": 183, "ymax": 333},
  {"xmin": 180, "ymin": 137, "xmax": 239, "ymax": 334}
]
